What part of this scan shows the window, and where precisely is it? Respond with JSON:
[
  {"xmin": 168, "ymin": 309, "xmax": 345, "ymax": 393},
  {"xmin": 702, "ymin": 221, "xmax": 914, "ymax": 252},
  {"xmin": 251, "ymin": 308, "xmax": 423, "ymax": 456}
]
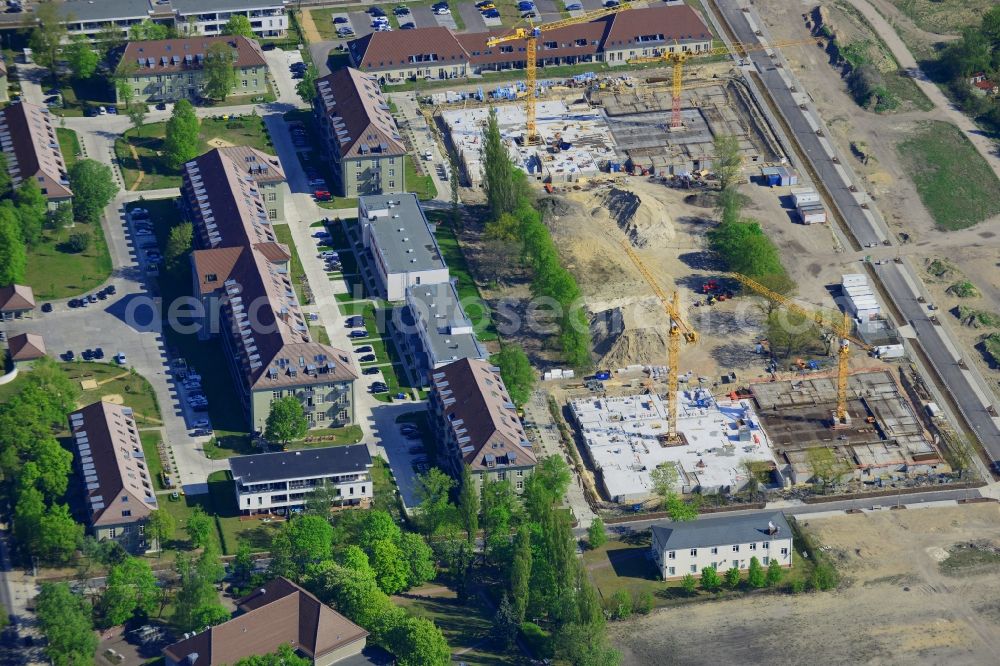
[
  {"xmin": 267, "ymin": 192, "xmax": 276, "ymax": 201},
  {"xmin": 138, "ymin": 524, "xmax": 145, "ymax": 535},
  {"xmin": 388, "ymin": 169, "xmax": 395, "ymax": 177},
  {"xmin": 690, "ymin": 549, "xmax": 697, "ymax": 557},
  {"xmin": 269, "ymin": 209, "xmax": 277, "ymax": 220},
  {"xmin": 732, "ymin": 544, "xmax": 740, "ymax": 552},
  {"xmin": 667, "ymin": 551, "xmax": 675, "ymax": 560},
  {"xmin": 388, "ymin": 181, "xmax": 395, "ymax": 188},
  {"xmin": 667, "ymin": 566, "xmax": 675, "ymax": 576},
  {"xmin": 109, "ymin": 528, "xmax": 117, "ymax": 538},
  {"xmin": 123, "ymin": 525, "xmax": 132, "ymax": 534},
  {"xmin": 749, "ymin": 542, "xmax": 757, "ymax": 551},
  {"xmin": 360, "ymin": 485, "xmax": 365, "ymax": 494},
  {"xmin": 763, "ymin": 542, "xmax": 770, "ymax": 550},
  {"xmin": 273, "ymin": 390, "xmax": 283, "ymax": 399},
  {"xmin": 498, "ymin": 471, "xmax": 506, "ymax": 480},
  {"xmin": 516, "ymin": 470, "xmax": 524, "ymax": 477},
  {"xmin": 710, "ymin": 547, "xmax": 718, "ymax": 555},
  {"xmin": 242, "ymin": 80, "xmax": 248, "ymax": 87},
  {"xmin": 122, "ymin": 510, "xmax": 132, "ymax": 517},
  {"xmin": 134, "ymin": 88, "xmax": 140, "ymax": 95},
  {"xmin": 689, "ymin": 564, "xmax": 697, "ymax": 573},
  {"xmin": 515, "ymin": 480, "xmax": 524, "ymax": 490},
  {"xmin": 732, "ymin": 559, "xmax": 738, "ymax": 568},
  {"xmin": 349, "ymin": 486, "xmax": 354, "ymax": 495},
  {"xmin": 780, "ymin": 547, "xmax": 788, "ymax": 556},
  {"xmin": 762, "ymin": 556, "xmax": 769, "ymax": 565}
]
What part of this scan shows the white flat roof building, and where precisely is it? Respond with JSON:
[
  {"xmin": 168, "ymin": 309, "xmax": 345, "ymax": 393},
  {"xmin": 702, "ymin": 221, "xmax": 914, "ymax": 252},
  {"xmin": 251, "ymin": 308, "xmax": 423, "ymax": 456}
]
[{"xmin": 570, "ymin": 390, "xmax": 779, "ymax": 503}]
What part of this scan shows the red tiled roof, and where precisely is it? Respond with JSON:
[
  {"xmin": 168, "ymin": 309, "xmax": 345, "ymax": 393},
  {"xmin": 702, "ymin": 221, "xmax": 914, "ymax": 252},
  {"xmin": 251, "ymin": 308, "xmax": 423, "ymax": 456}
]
[
  {"xmin": 603, "ymin": 5, "xmax": 712, "ymax": 49},
  {"xmin": 314, "ymin": 68, "xmax": 406, "ymax": 159},
  {"xmin": 119, "ymin": 35, "xmax": 266, "ymax": 76},
  {"xmin": 0, "ymin": 102, "xmax": 72, "ymax": 201},
  {"xmin": 163, "ymin": 577, "xmax": 368, "ymax": 665},
  {"xmin": 0, "ymin": 284, "xmax": 35, "ymax": 312},
  {"xmin": 458, "ymin": 20, "xmax": 606, "ymax": 66},
  {"xmin": 348, "ymin": 26, "xmax": 469, "ymax": 71},
  {"xmin": 7, "ymin": 333, "xmax": 45, "ymax": 361}
]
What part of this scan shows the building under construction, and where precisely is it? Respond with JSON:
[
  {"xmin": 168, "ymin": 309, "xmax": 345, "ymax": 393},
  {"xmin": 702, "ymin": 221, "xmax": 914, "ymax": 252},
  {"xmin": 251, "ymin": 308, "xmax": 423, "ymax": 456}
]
[{"xmin": 749, "ymin": 370, "xmax": 948, "ymax": 485}]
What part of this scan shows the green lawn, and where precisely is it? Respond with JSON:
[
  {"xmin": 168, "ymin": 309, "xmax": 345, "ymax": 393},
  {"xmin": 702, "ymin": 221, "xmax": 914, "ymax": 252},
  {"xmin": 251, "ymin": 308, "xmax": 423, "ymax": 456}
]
[
  {"xmin": 140, "ymin": 431, "xmax": 167, "ymax": 491},
  {"xmin": 897, "ymin": 121, "xmax": 1000, "ymax": 230},
  {"xmin": 272, "ymin": 224, "xmax": 310, "ymax": 304},
  {"xmin": 284, "ymin": 424, "xmax": 364, "ymax": 450},
  {"xmin": 63, "ymin": 362, "xmax": 162, "ymax": 426},
  {"xmin": 116, "ymin": 115, "xmax": 275, "ymax": 191},
  {"xmin": 886, "ymin": 0, "xmax": 993, "ymax": 33},
  {"xmin": 429, "ymin": 214, "xmax": 498, "ymax": 341},
  {"xmin": 371, "ymin": 457, "xmax": 403, "ymax": 518},
  {"xmin": 394, "ymin": 586, "xmax": 522, "ymax": 665},
  {"xmin": 405, "ymin": 155, "xmax": 437, "ymax": 200},
  {"xmin": 24, "ymin": 221, "xmax": 113, "ymax": 300},
  {"xmin": 56, "ymin": 128, "xmax": 81, "ymax": 168}
]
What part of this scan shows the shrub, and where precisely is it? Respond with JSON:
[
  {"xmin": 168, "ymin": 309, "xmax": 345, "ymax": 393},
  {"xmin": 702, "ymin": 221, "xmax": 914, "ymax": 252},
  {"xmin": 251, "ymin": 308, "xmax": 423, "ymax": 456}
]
[
  {"xmin": 790, "ymin": 579, "xmax": 806, "ymax": 594},
  {"xmin": 65, "ymin": 232, "xmax": 90, "ymax": 253},
  {"xmin": 608, "ymin": 589, "xmax": 632, "ymax": 620},
  {"xmin": 520, "ymin": 622, "xmax": 553, "ymax": 658},
  {"xmin": 810, "ymin": 562, "xmax": 839, "ymax": 591},
  {"xmin": 633, "ymin": 589, "xmax": 654, "ymax": 615}
]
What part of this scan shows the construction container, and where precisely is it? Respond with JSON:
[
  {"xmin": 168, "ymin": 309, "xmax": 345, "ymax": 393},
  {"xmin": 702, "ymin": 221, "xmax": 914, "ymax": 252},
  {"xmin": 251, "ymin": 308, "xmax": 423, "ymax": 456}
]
[
  {"xmin": 842, "ymin": 274, "xmax": 868, "ymax": 288},
  {"xmin": 791, "ymin": 187, "xmax": 820, "ymax": 207},
  {"xmin": 875, "ymin": 344, "xmax": 905, "ymax": 359},
  {"xmin": 761, "ymin": 165, "xmax": 797, "ymax": 187},
  {"xmin": 797, "ymin": 203, "xmax": 827, "ymax": 224}
]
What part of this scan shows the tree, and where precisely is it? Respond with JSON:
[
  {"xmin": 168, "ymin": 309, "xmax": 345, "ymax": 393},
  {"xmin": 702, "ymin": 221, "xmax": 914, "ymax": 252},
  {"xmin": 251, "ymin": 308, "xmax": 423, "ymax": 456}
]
[
  {"xmin": 385, "ymin": 615, "xmax": 451, "ymax": 666},
  {"xmin": 28, "ymin": 1, "xmax": 67, "ymax": 71},
  {"xmin": 747, "ymin": 556, "xmax": 766, "ymax": 589},
  {"xmin": 65, "ymin": 232, "xmax": 91, "ymax": 253},
  {"xmin": 264, "ymin": 396, "xmax": 308, "ymax": 447},
  {"xmin": 163, "ymin": 100, "xmax": 201, "ymax": 169},
  {"xmin": 115, "ymin": 61, "xmax": 137, "ymax": 110},
  {"xmin": 129, "ymin": 19, "xmax": 170, "ymax": 41},
  {"xmin": 27, "ymin": 437, "xmax": 73, "ymax": 499},
  {"xmin": 370, "ymin": 539, "xmax": 409, "ymax": 595},
  {"xmin": 481, "ymin": 477, "xmax": 517, "ymax": 566},
  {"xmin": 713, "ymin": 134, "xmax": 742, "ymax": 193},
  {"xmin": 587, "ymin": 517, "xmax": 607, "ymax": 549},
  {"xmin": 649, "ymin": 462, "xmax": 678, "ymax": 500},
  {"xmin": 165, "ymin": 222, "xmax": 193, "ymax": 267},
  {"xmin": 399, "ymin": 532, "xmax": 435, "ymax": 588},
  {"xmin": 0, "ymin": 153, "xmax": 10, "ymax": 198},
  {"xmin": 766, "ymin": 558, "xmax": 784, "ymax": 587},
  {"xmin": 222, "ymin": 14, "xmax": 254, "ymax": 37},
  {"xmin": 14, "ymin": 179, "xmax": 47, "ymax": 246},
  {"xmin": 415, "ymin": 468, "xmax": 456, "ymax": 534},
  {"xmin": 810, "ymin": 562, "xmax": 838, "ymax": 591},
  {"xmin": 234, "ymin": 644, "xmax": 311, "ymax": 666},
  {"xmin": 339, "ymin": 544, "xmax": 375, "ymax": 578},
  {"xmin": 493, "ymin": 594, "xmax": 519, "ymax": 649},
  {"xmin": 525, "ymin": 455, "xmax": 571, "ymax": 518},
  {"xmin": 127, "ymin": 103, "xmax": 147, "ymax": 136},
  {"xmin": 13, "ymin": 486, "xmax": 45, "ymax": 558},
  {"xmin": 304, "ymin": 480, "xmax": 340, "ymax": 515},
  {"xmin": 681, "ymin": 573, "xmax": 697, "ymax": 595},
  {"xmin": 766, "ymin": 308, "xmax": 821, "ymax": 360},
  {"xmin": 65, "ymin": 36, "xmax": 99, "ymax": 80},
  {"xmin": 185, "ymin": 507, "xmax": 213, "ymax": 549},
  {"xmin": 269, "ymin": 514, "xmax": 333, "ymax": 579},
  {"xmin": 203, "ymin": 42, "xmax": 238, "ymax": 101},
  {"xmin": 173, "ymin": 546, "xmax": 227, "ymax": 633},
  {"xmin": 69, "ymin": 159, "xmax": 119, "ymax": 224},
  {"xmin": 0, "ymin": 204, "xmax": 27, "ymax": 285},
  {"xmin": 457, "ymin": 465, "xmax": 479, "ymax": 544},
  {"xmin": 482, "ymin": 107, "xmax": 520, "ymax": 218},
  {"xmin": 509, "ymin": 525, "xmax": 531, "ymax": 622},
  {"xmin": 665, "ymin": 494, "xmax": 699, "ymax": 522},
  {"xmin": 297, "ymin": 65, "xmax": 318, "ymax": 104},
  {"xmin": 700, "ymin": 566, "xmax": 721, "ymax": 592},
  {"xmin": 36, "ymin": 583, "xmax": 99, "ymax": 666},
  {"xmin": 99, "ymin": 557, "xmax": 159, "ymax": 627},
  {"xmin": 95, "ymin": 22, "xmax": 126, "ymax": 60},
  {"xmin": 37, "ymin": 504, "xmax": 84, "ymax": 564},
  {"xmin": 47, "ymin": 202, "xmax": 74, "ymax": 230},
  {"xmin": 493, "ymin": 345, "xmax": 535, "ymax": 406},
  {"xmin": 359, "ymin": 510, "xmax": 402, "ymax": 546},
  {"xmin": 633, "ymin": 589, "xmax": 654, "ymax": 614},
  {"xmin": 146, "ymin": 509, "xmax": 175, "ymax": 553},
  {"xmin": 724, "ymin": 566, "xmax": 741, "ymax": 590},
  {"xmin": 608, "ymin": 588, "xmax": 632, "ymax": 620},
  {"xmin": 231, "ymin": 540, "xmax": 256, "ymax": 589}
]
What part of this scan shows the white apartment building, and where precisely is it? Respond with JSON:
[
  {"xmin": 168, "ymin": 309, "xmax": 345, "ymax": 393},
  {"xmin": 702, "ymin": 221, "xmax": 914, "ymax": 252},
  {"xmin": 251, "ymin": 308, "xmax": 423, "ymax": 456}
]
[
  {"xmin": 650, "ymin": 512, "xmax": 794, "ymax": 580},
  {"xmin": 359, "ymin": 194, "xmax": 450, "ymax": 302},
  {"xmin": 229, "ymin": 445, "xmax": 373, "ymax": 516},
  {"xmin": 58, "ymin": 0, "xmax": 287, "ymax": 40}
]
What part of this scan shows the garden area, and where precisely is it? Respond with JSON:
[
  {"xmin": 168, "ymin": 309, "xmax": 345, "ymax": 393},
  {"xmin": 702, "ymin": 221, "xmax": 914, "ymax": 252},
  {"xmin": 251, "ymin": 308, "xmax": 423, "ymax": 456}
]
[
  {"xmin": 115, "ymin": 115, "xmax": 275, "ymax": 191},
  {"xmin": 56, "ymin": 128, "xmax": 81, "ymax": 168},
  {"xmin": 23, "ymin": 218, "xmax": 113, "ymax": 300}
]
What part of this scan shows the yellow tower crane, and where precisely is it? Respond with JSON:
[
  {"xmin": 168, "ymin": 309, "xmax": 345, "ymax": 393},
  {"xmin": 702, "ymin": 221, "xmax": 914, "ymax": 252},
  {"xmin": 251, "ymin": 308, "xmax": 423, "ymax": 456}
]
[
  {"xmin": 619, "ymin": 240, "xmax": 697, "ymax": 442},
  {"xmin": 730, "ymin": 273, "xmax": 874, "ymax": 427},
  {"xmin": 486, "ymin": 3, "xmax": 633, "ymax": 145},
  {"xmin": 629, "ymin": 38, "xmax": 816, "ymax": 129}
]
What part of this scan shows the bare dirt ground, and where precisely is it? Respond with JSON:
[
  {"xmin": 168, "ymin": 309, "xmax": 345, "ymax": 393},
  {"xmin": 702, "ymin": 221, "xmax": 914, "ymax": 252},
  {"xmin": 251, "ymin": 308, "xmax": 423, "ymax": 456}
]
[{"xmin": 610, "ymin": 503, "xmax": 1000, "ymax": 665}]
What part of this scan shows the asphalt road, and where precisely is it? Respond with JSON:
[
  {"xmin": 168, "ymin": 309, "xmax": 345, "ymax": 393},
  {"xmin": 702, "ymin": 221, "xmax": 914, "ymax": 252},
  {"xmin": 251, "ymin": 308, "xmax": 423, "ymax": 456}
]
[{"xmin": 711, "ymin": 0, "xmax": 1000, "ymax": 461}]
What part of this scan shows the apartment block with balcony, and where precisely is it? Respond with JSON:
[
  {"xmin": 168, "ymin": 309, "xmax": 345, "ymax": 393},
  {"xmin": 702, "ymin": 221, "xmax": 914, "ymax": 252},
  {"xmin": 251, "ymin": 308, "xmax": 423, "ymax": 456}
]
[
  {"xmin": 314, "ymin": 68, "xmax": 407, "ymax": 198},
  {"xmin": 429, "ymin": 358, "xmax": 536, "ymax": 492},
  {"xmin": 0, "ymin": 101, "xmax": 72, "ymax": 206},
  {"xmin": 183, "ymin": 148, "xmax": 357, "ymax": 433},
  {"xmin": 230, "ymin": 445, "xmax": 373, "ymax": 515},
  {"xmin": 173, "ymin": 0, "xmax": 288, "ymax": 38}
]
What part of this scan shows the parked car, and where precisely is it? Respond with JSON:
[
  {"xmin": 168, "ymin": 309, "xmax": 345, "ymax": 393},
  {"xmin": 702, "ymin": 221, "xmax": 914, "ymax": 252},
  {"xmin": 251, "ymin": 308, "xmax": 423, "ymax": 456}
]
[
  {"xmin": 370, "ymin": 383, "xmax": 388, "ymax": 393},
  {"xmin": 333, "ymin": 15, "xmax": 349, "ymax": 23},
  {"xmin": 484, "ymin": 8, "xmax": 500, "ymax": 17},
  {"xmin": 155, "ymin": 102, "xmax": 167, "ymax": 110},
  {"xmin": 97, "ymin": 290, "xmax": 108, "ymax": 300},
  {"xmin": 41, "ymin": 302, "xmax": 52, "ymax": 313},
  {"xmin": 337, "ymin": 27, "xmax": 355, "ymax": 36},
  {"xmin": 394, "ymin": 4, "xmax": 409, "ymax": 14},
  {"xmin": 368, "ymin": 5, "xmax": 386, "ymax": 16},
  {"xmin": 314, "ymin": 190, "xmax": 332, "ymax": 201},
  {"xmin": 114, "ymin": 352, "xmax": 127, "ymax": 364},
  {"xmin": 349, "ymin": 330, "xmax": 368, "ymax": 338},
  {"xmin": 354, "ymin": 345, "xmax": 373, "ymax": 354},
  {"xmin": 192, "ymin": 418, "xmax": 211, "ymax": 429},
  {"xmin": 566, "ymin": 3, "xmax": 582, "ymax": 9},
  {"xmin": 64, "ymin": 350, "xmax": 75, "ymax": 361},
  {"xmin": 517, "ymin": 0, "xmax": 534, "ymax": 10},
  {"xmin": 193, "ymin": 428, "xmax": 212, "ymax": 436},
  {"xmin": 105, "ymin": 285, "xmax": 117, "ymax": 295},
  {"xmin": 400, "ymin": 21, "xmax": 414, "ymax": 29},
  {"xmin": 106, "ymin": 106, "xmax": 118, "ymax": 115},
  {"xmin": 359, "ymin": 354, "xmax": 376, "ymax": 363},
  {"xmin": 362, "ymin": 367, "xmax": 380, "ymax": 375},
  {"xmin": 433, "ymin": 6, "xmax": 450, "ymax": 14},
  {"xmin": 94, "ymin": 347, "xmax": 105, "ymax": 359},
  {"xmin": 87, "ymin": 294, "xmax": 98, "ymax": 303},
  {"xmin": 82, "ymin": 349, "xmax": 94, "ymax": 361}
]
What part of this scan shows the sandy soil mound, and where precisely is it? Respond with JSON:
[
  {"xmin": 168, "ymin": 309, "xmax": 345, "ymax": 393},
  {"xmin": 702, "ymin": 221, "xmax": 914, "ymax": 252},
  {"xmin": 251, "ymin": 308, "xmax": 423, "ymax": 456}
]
[
  {"xmin": 600, "ymin": 186, "xmax": 675, "ymax": 248},
  {"xmin": 591, "ymin": 299, "xmax": 670, "ymax": 368}
]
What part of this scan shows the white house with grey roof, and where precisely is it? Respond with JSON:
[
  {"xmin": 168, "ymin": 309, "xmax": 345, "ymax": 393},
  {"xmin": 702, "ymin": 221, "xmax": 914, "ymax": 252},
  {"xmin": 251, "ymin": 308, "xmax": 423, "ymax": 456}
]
[
  {"xmin": 399, "ymin": 281, "xmax": 488, "ymax": 384},
  {"xmin": 359, "ymin": 193, "xmax": 449, "ymax": 302},
  {"xmin": 650, "ymin": 512, "xmax": 794, "ymax": 580},
  {"xmin": 58, "ymin": 0, "xmax": 287, "ymax": 40}
]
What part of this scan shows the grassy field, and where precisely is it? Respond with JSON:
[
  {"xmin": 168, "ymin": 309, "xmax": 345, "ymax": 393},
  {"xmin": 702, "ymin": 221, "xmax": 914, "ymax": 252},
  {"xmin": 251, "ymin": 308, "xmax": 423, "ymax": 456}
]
[
  {"xmin": 56, "ymin": 128, "xmax": 81, "ymax": 168},
  {"xmin": 23, "ymin": 220, "xmax": 113, "ymax": 300},
  {"xmin": 140, "ymin": 431, "xmax": 168, "ymax": 491},
  {"xmin": 63, "ymin": 362, "xmax": 163, "ymax": 426},
  {"xmin": 887, "ymin": 0, "xmax": 993, "ymax": 34},
  {"xmin": 116, "ymin": 115, "xmax": 275, "ymax": 191},
  {"xmin": 430, "ymin": 214, "xmax": 498, "ymax": 341},
  {"xmin": 272, "ymin": 224, "xmax": 310, "ymax": 304},
  {"xmin": 405, "ymin": 155, "xmax": 437, "ymax": 200},
  {"xmin": 897, "ymin": 121, "xmax": 1000, "ymax": 230},
  {"xmin": 582, "ymin": 531, "xmax": 814, "ymax": 608},
  {"xmin": 394, "ymin": 586, "xmax": 522, "ymax": 665},
  {"xmin": 284, "ymin": 424, "xmax": 364, "ymax": 450}
]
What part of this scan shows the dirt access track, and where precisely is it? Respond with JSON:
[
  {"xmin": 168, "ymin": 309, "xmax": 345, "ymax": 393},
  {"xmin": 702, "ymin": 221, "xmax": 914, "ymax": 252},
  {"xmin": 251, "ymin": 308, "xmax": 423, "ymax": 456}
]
[{"xmin": 610, "ymin": 503, "xmax": 1000, "ymax": 665}]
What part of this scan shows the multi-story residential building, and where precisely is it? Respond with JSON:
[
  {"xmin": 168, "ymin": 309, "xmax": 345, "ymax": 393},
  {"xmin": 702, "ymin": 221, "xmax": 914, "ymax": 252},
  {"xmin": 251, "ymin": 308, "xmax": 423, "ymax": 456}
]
[
  {"xmin": 400, "ymin": 281, "xmax": 488, "ymax": 384},
  {"xmin": 348, "ymin": 5, "xmax": 711, "ymax": 82},
  {"xmin": 650, "ymin": 512, "xmax": 794, "ymax": 580},
  {"xmin": 216, "ymin": 145, "xmax": 286, "ymax": 221},
  {"xmin": 358, "ymin": 193, "xmax": 449, "ymax": 301},
  {"xmin": 230, "ymin": 445, "xmax": 373, "ymax": 516},
  {"xmin": 0, "ymin": 101, "xmax": 72, "ymax": 206},
  {"xmin": 429, "ymin": 358, "xmax": 536, "ymax": 491},
  {"xmin": 172, "ymin": 0, "xmax": 288, "ymax": 38},
  {"xmin": 164, "ymin": 577, "xmax": 369, "ymax": 666},
  {"xmin": 68, "ymin": 401, "xmax": 159, "ymax": 554},
  {"xmin": 59, "ymin": 0, "xmax": 287, "ymax": 40},
  {"xmin": 183, "ymin": 148, "xmax": 357, "ymax": 433},
  {"xmin": 116, "ymin": 35, "xmax": 268, "ymax": 103},
  {"xmin": 314, "ymin": 68, "xmax": 407, "ymax": 198}
]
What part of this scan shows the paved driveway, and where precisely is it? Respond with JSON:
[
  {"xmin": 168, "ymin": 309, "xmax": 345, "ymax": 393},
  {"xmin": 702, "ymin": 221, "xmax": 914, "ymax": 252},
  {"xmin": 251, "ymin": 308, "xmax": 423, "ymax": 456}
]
[
  {"xmin": 369, "ymin": 402, "xmax": 431, "ymax": 510},
  {"xmin": 456, "ymin": 3, "xmax": 487, "ymax": 32},
  {"xmin": 350, "ymin": 11, "xmax": 375, "ymax": 37},
  {"xmin": 579, "ymin": 0, "xmax": 605, "ymax": 10},
  {"xmin": 535, "ymin": 0, "xmax": 562, "ymax": 21},
  {"xmin": 410, "ymin": 5, "xmax": 438, "ymax": 27},
  {"xmin": 262, "ymin": 47, "xmax": 307, "ymax": 107}
]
